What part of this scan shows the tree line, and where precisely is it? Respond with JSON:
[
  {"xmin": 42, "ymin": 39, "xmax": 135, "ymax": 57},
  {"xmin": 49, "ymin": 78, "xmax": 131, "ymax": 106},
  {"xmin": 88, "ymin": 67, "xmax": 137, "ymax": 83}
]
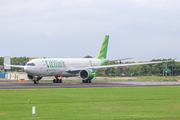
[
  {"xmin": 0, "ymin": 57, "xmax": 30, "ymax": 71},
  {"xmin": 0, "ymin": 57, "xmax": 30, "ymax": 66}
]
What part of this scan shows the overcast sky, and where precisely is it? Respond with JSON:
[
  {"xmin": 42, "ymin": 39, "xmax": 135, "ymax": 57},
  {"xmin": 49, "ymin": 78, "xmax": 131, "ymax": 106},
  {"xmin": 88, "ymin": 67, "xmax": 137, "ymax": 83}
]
[{"xmin": 0, "ymin": 0, "xmax": 180, "ymax": 62}]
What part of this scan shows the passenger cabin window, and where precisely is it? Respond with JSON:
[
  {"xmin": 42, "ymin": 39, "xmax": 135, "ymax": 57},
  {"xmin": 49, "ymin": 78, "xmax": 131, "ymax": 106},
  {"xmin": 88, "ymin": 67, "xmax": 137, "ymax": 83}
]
[{"xmin": 26, "ymin": 63, "xmax": 35, "ymax": 66}]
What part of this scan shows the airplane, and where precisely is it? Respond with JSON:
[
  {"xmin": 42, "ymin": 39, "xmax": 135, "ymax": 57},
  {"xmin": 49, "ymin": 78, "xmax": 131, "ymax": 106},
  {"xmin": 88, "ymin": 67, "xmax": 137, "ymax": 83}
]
[{"xmin": 5, "ymin": 35, "xmax": 164, "ymax": 84}]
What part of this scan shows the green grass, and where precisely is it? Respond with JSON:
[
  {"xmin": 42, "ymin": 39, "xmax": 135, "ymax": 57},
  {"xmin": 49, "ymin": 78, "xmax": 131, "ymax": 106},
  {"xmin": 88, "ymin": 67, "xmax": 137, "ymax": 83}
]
[
  {"xmin": 134, "ymin": 76, "xmax": 178, "ymax": 82},
  {"xmin": 0, "ymin": 87, "xmax": 180, "ymax": 120},
  {"xmin": 108, "ymin": 76, "xmax": 179, "ymax": 82}
]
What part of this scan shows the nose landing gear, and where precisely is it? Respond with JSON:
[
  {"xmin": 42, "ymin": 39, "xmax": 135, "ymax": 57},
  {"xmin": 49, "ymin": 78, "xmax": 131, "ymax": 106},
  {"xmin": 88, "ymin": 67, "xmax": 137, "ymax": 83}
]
[
  {"xmin": 34, "ymin": 80, "xmax": 39, "ymax": 84},
  {"xmin": 33, "ymin": 76, "xmax": 40, "ymax": 84}
]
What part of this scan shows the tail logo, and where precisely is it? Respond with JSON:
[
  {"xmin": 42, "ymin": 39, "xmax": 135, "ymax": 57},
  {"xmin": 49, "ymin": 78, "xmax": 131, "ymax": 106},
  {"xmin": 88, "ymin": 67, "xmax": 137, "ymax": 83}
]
[
  {"xmin": 98, "ymin": 52, "xmax": 105, "ymax": 58},
  {"xmin": 100, "ymin": 44, "xmax": 107, "ymax": 51},
  {"xmin": 98, "ymin": 35, "xmax": 109, "ymax": 59}
]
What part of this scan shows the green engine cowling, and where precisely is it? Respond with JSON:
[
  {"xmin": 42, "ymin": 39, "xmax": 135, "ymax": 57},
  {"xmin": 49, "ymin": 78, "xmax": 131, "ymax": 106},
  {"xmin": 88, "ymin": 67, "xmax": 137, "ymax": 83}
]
[{"xmin": 79, "ymin": 69, "xmax": 95, "ymax": 80}]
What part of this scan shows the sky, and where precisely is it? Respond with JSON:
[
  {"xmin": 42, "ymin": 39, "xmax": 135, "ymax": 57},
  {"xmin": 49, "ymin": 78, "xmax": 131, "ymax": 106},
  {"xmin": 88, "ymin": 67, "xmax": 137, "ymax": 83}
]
[{"xmin": 0, "ymin": 0, "xmax": 180, "ymax": 62}]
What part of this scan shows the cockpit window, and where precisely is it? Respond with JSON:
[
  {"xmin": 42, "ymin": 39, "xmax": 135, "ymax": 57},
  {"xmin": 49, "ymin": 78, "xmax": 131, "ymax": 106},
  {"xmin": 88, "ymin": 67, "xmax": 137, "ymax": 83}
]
[{"xmin": 26, "ymin": 63, "xmax": 35, "ymax": 66}]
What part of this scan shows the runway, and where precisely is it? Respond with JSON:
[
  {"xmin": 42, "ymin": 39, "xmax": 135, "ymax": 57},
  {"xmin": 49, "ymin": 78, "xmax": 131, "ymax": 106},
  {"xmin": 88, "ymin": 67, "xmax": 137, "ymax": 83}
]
[{"xmin": 0, "ymin": 82, "xmax": 180, "ymax": 89}]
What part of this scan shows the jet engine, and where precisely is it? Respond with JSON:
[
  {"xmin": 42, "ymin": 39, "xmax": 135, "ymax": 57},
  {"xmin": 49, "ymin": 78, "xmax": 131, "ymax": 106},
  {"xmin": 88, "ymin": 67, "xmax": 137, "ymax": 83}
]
[
  {"xmin": 27, "ymin": 74, "xmax": 42, "ymax": 81},
  {"xmin": 79, "ymin": 69, "xmax": 95, "ymax": 80}
]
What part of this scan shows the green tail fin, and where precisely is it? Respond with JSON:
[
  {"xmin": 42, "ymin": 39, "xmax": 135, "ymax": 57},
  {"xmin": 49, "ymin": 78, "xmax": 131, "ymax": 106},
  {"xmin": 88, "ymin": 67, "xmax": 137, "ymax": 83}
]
[{"xmin": 98, "ymin": 35, "xmax": 109, "ymax": 59}]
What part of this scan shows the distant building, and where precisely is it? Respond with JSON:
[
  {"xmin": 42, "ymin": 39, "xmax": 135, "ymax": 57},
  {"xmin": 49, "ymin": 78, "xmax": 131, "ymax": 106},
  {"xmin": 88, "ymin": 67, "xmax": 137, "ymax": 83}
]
[
  {"xmin": 20, "ymin": 62, "xmax": 26, "ymax": 66},
  {"xmin": 84, "ymin": 55, "xmax": 93, "ymax": 58}
]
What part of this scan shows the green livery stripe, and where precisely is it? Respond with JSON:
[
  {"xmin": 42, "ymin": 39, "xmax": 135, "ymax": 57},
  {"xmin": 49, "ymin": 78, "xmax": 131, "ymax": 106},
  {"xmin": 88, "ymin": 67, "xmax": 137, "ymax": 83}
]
[
  {"xmin": 100, "ymin": 44, "xmax": 107, "ymax": 51},
  {"xmin": 100, "ymin": 59, "xmax": 106, "ymax": 66},
  {"xmin": 98, "ymin": 52, "xmax": 105, "ymax": 57},
  {"xmin": 98, "ymin": 35, "xmax": 109, "ymax": 59}
]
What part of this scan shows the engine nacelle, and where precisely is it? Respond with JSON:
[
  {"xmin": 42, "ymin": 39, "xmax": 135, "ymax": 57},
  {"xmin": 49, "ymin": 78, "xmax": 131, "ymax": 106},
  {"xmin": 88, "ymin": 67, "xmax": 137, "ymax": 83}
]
[
  {"xmin": 79, "ymin": 69, "xmax": 95, "ymax": 80},
  {"xmin": 27, "ymin": 74, "xmax": 42, "ymax": 81}
]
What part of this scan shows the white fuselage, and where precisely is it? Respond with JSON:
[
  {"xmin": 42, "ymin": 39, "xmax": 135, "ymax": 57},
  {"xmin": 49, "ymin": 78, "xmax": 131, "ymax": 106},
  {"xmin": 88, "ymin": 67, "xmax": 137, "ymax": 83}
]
[{"xmin": 24, "ymin": 58, "xmax": 102, "ymax": 77}]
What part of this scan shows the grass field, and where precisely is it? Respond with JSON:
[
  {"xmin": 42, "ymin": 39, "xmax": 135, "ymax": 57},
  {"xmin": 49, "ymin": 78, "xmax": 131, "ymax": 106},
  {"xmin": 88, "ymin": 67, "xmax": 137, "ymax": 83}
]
[{"xmin": 0, "ymin": 87, "xmax": 180, "ymax": 120}]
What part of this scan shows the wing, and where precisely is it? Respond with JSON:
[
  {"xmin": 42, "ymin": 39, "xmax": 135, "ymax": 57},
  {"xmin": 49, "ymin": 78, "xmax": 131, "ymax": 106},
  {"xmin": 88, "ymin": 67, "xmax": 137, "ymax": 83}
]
[
  {"xmin": 66, "ymin": 61, "xmax": 164, "ymax": 72},
  {"xmin": 90, "ymin": 61, "xmax": 164, "ymax": 70},
  {"xmin": 4, "ymin": 64, "xmax": 25, "ymax": 68}
]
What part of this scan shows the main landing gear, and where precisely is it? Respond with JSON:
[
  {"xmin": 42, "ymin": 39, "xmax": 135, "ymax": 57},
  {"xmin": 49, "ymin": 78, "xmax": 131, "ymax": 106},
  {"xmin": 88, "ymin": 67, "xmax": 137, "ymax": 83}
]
[
  {"xmin": 53, "ymin": 77, "xmax": 62, "ymax": 83},
  {"xmin": 82, "ymin": 80, "xmax": 91, "ymax": 83}
]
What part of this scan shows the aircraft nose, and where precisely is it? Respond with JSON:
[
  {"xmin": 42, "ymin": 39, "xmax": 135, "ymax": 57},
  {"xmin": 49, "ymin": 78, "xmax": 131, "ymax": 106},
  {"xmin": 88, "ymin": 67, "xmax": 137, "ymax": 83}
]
[
  {"xmin": 24, "ymin": 66, "xmax": 31, "ymax": 73},
  {"xmin": 24, "ymin": 66, "xmax": 28, "ymax": 73},
  {"xmin": 24, "ymin": 66, "xmax": 37, "ymax": 75}
]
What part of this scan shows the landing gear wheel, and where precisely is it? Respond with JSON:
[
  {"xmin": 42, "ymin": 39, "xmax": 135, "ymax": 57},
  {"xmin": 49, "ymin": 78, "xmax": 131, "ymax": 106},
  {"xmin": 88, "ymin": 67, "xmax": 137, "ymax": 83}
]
[
  {"xmin": 53, "ymin": 79, "xmax": 56, "ymax": 83},
  {"xmin": 34, "ymin": 80, "xmax": 39, "ymax": 84},
  {"xmin": 60, "ymin": 79, "xmax": 62, "ymax": 83},
  {"xmin": 57, "ymin": 79, "xmax": 60, "ymax": 83},
  {"xmin": 82, "ymin": 80, "xmax": 91, "ymax": 83}
]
